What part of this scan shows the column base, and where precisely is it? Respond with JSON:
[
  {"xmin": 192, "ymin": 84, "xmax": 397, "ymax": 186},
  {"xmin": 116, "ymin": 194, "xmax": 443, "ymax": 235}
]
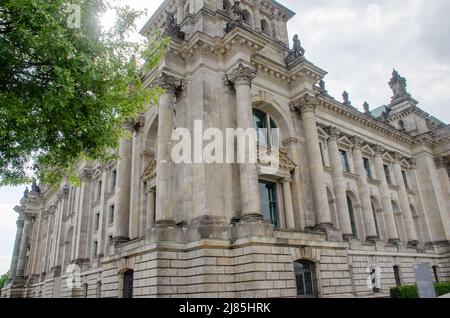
[
  {"xmin": 343, "ymin": 234, "xmax": 356, "ymax": 241},
  {"xmin": 313, "ymin": 223, "xmax": 334, "ymax": 232},
  {"xmin": 149, "ymin": 219, "xmax": 181, "ymax": 243},
  {"xmin": 187, "ymin": 215, "xmax": 232, "ymax": 241},
  {"xmin": 388, "ymin": 238, "xmax": 401, "ymax": 245},
  {"xmin": 240, "ymin": 213, "xmax": 265, "ymax": 223},
  {"xmin": 407, "ymin": 240, "xmax": 419, "ymax": 247}
]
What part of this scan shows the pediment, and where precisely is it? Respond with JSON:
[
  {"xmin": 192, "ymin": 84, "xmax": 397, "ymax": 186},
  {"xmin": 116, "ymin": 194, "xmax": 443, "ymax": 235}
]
[
  {"xmin": 338, "ymin": 136, "xmax": 353, "ymax": 149},
  {"xmin": 317, "ymin": 126, "xmax": 329, "ymax": 140},
  {"xmin": 362, "ymin": 145, "xmax": 375, "ymax": 157},
  {"xmin": 382, "ymin": 152, "xmax": 394, "ymax": 162}
]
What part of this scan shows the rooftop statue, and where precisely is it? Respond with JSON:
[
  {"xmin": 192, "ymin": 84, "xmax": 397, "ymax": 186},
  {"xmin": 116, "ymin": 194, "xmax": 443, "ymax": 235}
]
[
  {"xmin": 164, "ymin": 10, "xmax": 185, "ymax": 40},
  {"xmin": 389, "ymin": 69, "xmax": 410, "ymax": 101},
  {"xmin": 31, "ymin": 178, "xmax": 40, "ymax": 193},
  {"xmin": 343, "ymin": 91, "xmax": 351, "ymax": 106},
  {"xmin": 363, "ymin": 102, "xmax": 370, "ymax": 114},
  {"xmin": 231, "ymin": 1, "xmax": 243, "ymax": 22},
  {"xmin": 285, "ymin": 34, "xmax": 305, "ymax": 65}
]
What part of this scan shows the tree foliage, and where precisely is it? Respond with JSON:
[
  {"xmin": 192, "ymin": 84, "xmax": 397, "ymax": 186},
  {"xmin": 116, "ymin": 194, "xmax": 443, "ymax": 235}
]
[
  {"xmin": 0, "ymin": 271, "xmax": 9, "ymax": 289},
  {"xmin": 0, "ymin": 0, "xmax": 168, "ymax": 186}
]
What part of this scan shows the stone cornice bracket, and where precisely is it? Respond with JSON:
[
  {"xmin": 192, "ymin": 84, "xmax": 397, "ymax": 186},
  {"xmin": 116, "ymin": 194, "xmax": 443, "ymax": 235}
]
[
  {"xmin": 374, "ymin": 145, "xmax": 385, "ymax": 156},
  {"xmin": 224, "ymin": 63, "xmax": 257, "ymax": 89},
  {"xmin": 352, "ymin": 136, "xmax": 365, "ymax": 150},
  {"xmin": 291, "ymin": 93, "xmax": 319, "ymax": 115},
  {"xmin": 326, "ymin": 126, "xmax": 341, "ymax": 141},
  {"xmin": 78, "ymin": 168, "xmax": 93, "ymax": 183},
  {"xmin": 153, "ymin": 72, "xmax": 185, "ymax": 98}
]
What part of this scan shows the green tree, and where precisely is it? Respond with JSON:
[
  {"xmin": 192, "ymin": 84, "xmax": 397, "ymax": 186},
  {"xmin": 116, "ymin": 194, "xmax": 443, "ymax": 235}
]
[
  {"xmin": 0, "ymin": 272, "xmax": 9, "ymax": 289},
  {"xmin": 0, "ymin": 0, "xmax": 168, "ymax": 186}
]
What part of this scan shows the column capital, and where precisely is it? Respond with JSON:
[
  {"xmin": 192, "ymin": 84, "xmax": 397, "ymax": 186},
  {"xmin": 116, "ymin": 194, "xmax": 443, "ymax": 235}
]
[
  {"xmin": 16, "ymin": 219, "xmax": 25, "ymax": 228},
  {"xmin": 124, "ymin": 115, "xmax": 146, "ymax": 133},
  {"xmin": 154, "ymin": 72, "xmax": 185, "ymax": 97},
  {"xmin": 291, "ymin": 93, "xmax": 319, "ymax": 115},
  {"xmin": 57, "ymin": 186, "xmax": 70, "ymax": 201},
  {"xmin": 374, "ymin": 145, "xmax": 385, "ymax": 157},
  {"xmin": 78, "ymin": 168, "xmax": 93, "ymax": 183},
  {"xmin": 326, "ymin": 126, "xmax": 341, "ymax": 141},
  {"xmin": 409, "ymin": 158, "xmax": 417, "ymax": 169},
  {"xmin": 435, "ymin": 156, "xmax": 445, "ymax": 169},
  {"xmin": 225, "ymin": 63, "xmax": 257, "ymax": 88},
  {"xmin": 282, "ymin": 177, "xmax": 293, "ymax": 184},
  {"xmin": 392, "ymin": 152, "xmax": 403, "ymax": 164},
  {"xmin": 352, "ymin": 136, "xmax": 365, "ymax": 150}
]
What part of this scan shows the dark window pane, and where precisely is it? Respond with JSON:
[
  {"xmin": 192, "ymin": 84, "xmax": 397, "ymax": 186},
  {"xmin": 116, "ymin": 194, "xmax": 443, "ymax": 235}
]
[
  {"xmin": 253, "ymin": 109, "xmax": 268, "ymax": 145},
  {"xmin": 393, "ymin": 266, "xmax": 401, "ymax": 286},
  {"xmin": 340, "ymin": 150, "xmax": 350, "ymax": 172},
  {"xmin": 123, "ymin": 270, "xmax": 134, "ymax": 298},
  {"xmin": 347, "ymin": 196, "xmax": 358, "ymax": 238},
  {"xmin": 259, "ymin": 181, "xmax": 279, "ymax": 228},
  {"xmin": 363, "ymin": 158, "xmax": 372, "ymax": 179},
  {"xmin": 384, "ymin": 165, "xmax": 392, "ymax": 185},
  {"xmin": 294, "ymin": 261, "xmax": 317, "ymax": 297}
]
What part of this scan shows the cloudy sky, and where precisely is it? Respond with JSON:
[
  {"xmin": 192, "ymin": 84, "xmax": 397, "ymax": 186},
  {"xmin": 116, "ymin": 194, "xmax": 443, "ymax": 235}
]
[{"xmin": 0, "ymin": 0, "xmax": 449, "ymax": 274}]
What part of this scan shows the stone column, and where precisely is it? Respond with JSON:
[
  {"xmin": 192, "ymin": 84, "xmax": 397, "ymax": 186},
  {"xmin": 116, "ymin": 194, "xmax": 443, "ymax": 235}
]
[
  {"xmin": 113, "ymin": 124, "xmax": 133, "ymax": 243},
  {"xmin": 326, "ymin": 127, "xmax": 352, "ymax": 238},
  {"xmin": 352, "ymin": 137, "xmax": 378, "ymax": 241},
  {"xmin": 373, "ymin": 145, "xmax": 399, "ymax": 243},
  {"xmin": 282, "ymin": 178, "xmax": 295, "ymax": 229},
  {"xmin": 292, "ymin": 94, "xmax": 332, "ymax": 228},
  {"xmin": 146, "ymin": 188, "xmax": 156, "ymax": 232},
  {"xmin": 435, "ymin": 157, "xmax": 450, "ymax": 212},
  {"xmin": 16, "ymin": 214, "xmax": 32, "ymax": 278},
  {"xmin": 226, "ymin": 63, "xmax": 262, "ymax": 221},
  {"xmin": 393, "ymin": 153, "xmax": 418, "ymax": 244},
  {"xmin": 9, "ymin": 218, "xmax": 24, "ymax": 280},
  {"xmin": 74, "ymin": 168, "xmax": 93, "ymax": 262},
  {"xmin": 154, "ymin": 73, "xmax": 179, "ymax": 225}
]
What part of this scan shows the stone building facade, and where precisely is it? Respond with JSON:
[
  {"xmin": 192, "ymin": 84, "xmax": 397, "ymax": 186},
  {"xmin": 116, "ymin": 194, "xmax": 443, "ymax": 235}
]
[{"xmin": 2, "ymin": 0, "xmax": 450, "ymax": 298}]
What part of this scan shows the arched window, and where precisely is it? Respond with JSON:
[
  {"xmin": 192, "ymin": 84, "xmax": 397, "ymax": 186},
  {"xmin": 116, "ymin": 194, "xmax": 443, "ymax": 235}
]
[
  {"xmin": 410, "ymin": 205, "xmax": 422, "ymax": 243},
  {"xmin": 393, "ymin": 265, "xmax": 402, "ymax": 286},
  {"xmin": 123, "ymin": 270, "xmax": 134, "ymax": 299},
  {"xmin": 242, "ymin": 10, "xmax": 252, "ymax": 27},
  {"xmin": 346, "ymin": 195, "xmax": 358, "ymax": 238},
  {"xmin": 294, "ymin": 260, "xmax": 318, "ymax": 298},
  {"xmin": 252, "ymin": 109, "xmax": 279, "ymax": 147},
  {"xmin": 261, "ymin": 19, "xmax": 270, "ymax": 35}
]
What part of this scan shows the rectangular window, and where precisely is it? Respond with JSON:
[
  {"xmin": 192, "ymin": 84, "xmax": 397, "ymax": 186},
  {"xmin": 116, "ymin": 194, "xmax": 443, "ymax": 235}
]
[
  {"xmin": 393, "ymin": 266, "xmax": 402, "ymax": 286},
  {"xmin": 111, "ymin": 170, "xmax": 117, "ymax": 191},
  {"xmin": 402, "ymin": 170, "xmax": 410, "ymax": 189},
  {"xmin": 384, "ymin": 164, "xmax": 392, "ymax": 185},
  {"xmin": 339, "ymin": 150, "xmax": 350, "ymax": 172},
  {"xmin": 363, "ymin": 157, "xmax": 373, "ymax": 179},
  {"xmin": 97, "ymin": 181, "xmax": 102, "ymax": 200},
  {"xmin": 109, "ymin": 205, "xmax": 115, "ymax": 225},
  {"xmin": 94, "ymin": 212, "xmax": 100, "ymax": 231},
  {"xmin": 319, "ymin": 142, "xmax": 325, "ymax": 166},
  {"xmin": 93, "ymin": 241, "xmax": 98, "ymax": 256},
  {"xmin": 259, "ymin": 181, "xmax": 279, "ymax": 228}
]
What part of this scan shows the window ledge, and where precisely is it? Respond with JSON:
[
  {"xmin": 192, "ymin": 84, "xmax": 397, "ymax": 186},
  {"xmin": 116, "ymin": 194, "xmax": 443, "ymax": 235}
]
[
  {"xmin": 343, "ymin": 171, "xmax": 359, "ymax": 180},
  {"xmin": 389, "ymin": 184, "xmax": 400, "ymax": 191},
  {"xmin": 368, "ymin": 178, "xmax": 381, "ymax": 186}
]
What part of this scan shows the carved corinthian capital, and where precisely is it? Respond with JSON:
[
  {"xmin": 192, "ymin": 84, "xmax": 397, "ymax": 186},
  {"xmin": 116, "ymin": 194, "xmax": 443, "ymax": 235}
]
[
  {"xmin": 291, "ymin": 93, "xmax": 319, "ymax": 115},
  {"xmin": 374, "ymin": 145, "xmax": 385, "ymax": 156},
  {"xmin": 352, "ymin": 136, "xmax": 365, "ymax": 149},
  {"xmin": 153, "ymin": 72, "xmax": 185, "ymax": 97},
  {"xmin": 225, "ymin": 63, "xmax": 257, "ymax": 88},
  {"xmin": 79, "ymin": 168, "xmax": 93, "ymax": 183},
  {"xmin": 392, "ymin": 152, "xmax": 403, "ymax": 163},
  {"xmin": 326, "ymin": 126, "xmax": 341, "ymax": 140}
]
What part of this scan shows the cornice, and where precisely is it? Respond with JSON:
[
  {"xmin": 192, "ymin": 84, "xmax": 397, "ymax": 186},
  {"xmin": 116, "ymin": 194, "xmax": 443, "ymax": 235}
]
[{"xmin": 317, "ymin": 95, "xmax": 413, "ymax": 145}]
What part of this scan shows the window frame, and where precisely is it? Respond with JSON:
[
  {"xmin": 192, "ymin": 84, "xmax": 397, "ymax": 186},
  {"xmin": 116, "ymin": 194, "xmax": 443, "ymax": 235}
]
[
  {"xmin": 258, "ymin": 180, "xmax": 280, "ymax": 228},
  {"xmin": 339, "ymin": 150, "xmax": 351, "ymax": 173},
  {"xmin": 294, "ymin": 260, "xmax": 318, "ymax": 298}
]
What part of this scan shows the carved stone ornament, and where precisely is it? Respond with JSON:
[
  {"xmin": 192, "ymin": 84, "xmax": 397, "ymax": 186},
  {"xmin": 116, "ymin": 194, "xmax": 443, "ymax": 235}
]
[
  {"xmin": 291, "ymin": 94, "xmax": 319, "ymax": 115},
  {"xmin": 163, "ymin": 11, "xmax": 185, "ymax": 41},
  {"xmin": 224, "ymin": 63, "xmax": 257, "ymax": 88},
  {"xmin": 153, "ymin": 73, "xmax": 185, "ymax": 98},
  {"xmin": 79, "ymin": 168, "xmax": 93, "ymax": 183},
  {"xmin": 285, "ymin": 34, "xmax": 305, "ymax": 65},
  {"xmin": 392, "ymin": 152, "xmax": 403, "ymax": 163},
  {"xmin": 389, "ymin": 69, "xmax": 410, "ymax": 102},
  {"xmin": 327, "ymin": 126, "xmax": 341, "ymax": 140},
  {"xmin": 374, "ymin": 145, "xmax": 385, "ymax": 156},
  {"xmin": 434, "ymin": 157, "xmax": 444, "ymax": 169},
  {"xmin": 352, "ymin": 136, "xmax": 365, "ymax": 149}
]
